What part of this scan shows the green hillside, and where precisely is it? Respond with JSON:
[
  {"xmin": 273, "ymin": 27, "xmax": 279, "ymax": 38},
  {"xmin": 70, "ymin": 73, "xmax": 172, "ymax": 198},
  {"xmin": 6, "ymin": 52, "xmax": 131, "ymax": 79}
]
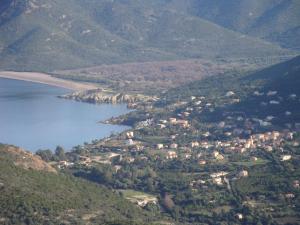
[
  {"xmin": 163, "ymin": 55, "xmax": 300, "ymax": 128},
  {"xmin": 0, "ymin": 0, "xmax": 293, "ymax": 72},
  {"xmin": 0, "ymin": 144, "xmax": 164, "ymax": 225}
]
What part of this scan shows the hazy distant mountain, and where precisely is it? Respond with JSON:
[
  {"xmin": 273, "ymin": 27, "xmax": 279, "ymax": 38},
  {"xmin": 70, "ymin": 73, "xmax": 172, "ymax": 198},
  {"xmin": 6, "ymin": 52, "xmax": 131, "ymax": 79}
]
[
  {"xmin": 0, "ymin": 0, "xmax": 296, "ymax": 71},
  {"xmin": 188, "ymin": 0, "xmax": 300, "ymax": 50}
]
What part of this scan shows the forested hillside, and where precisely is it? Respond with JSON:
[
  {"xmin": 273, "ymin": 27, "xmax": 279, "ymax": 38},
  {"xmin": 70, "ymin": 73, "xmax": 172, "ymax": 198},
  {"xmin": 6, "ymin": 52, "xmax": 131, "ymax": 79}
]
[{"xmin": 0, "ymin": 144, "xmax": 165, "ymax": 225}]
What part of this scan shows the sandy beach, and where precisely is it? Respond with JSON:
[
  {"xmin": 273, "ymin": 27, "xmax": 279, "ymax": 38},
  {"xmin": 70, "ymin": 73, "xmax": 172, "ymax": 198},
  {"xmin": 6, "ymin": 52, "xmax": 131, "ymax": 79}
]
[{"xmin": 0, "ymin": 71, "xmax": 97, "ymax": 91}]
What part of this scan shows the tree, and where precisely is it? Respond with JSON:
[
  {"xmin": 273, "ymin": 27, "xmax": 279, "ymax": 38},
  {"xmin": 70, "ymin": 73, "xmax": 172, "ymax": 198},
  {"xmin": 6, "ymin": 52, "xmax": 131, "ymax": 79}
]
[
  {"xmin": 36, "ymin": 149, "xmax": 53, "ymax": 162},
  {"xmin": 146, "ymin": 178, "xmax": 155, "ymax": 193},
  {"xmin": 162, "ymin": 193, "xmax": 175, "ymax": 212},
  {"xmin": 55, "ymin": 146, "xmax": 66, "ymax": 161}
]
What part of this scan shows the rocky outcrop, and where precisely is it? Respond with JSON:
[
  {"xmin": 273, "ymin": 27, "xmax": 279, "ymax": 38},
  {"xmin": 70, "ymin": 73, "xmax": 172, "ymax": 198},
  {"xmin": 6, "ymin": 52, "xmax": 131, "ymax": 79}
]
[
  {"xmin": 0, "ymin": 145, "xmax": 57, "ymax": 173},
  {"xmin": 59, "ymin": 89, "xmax": 158, "ymax": 105}
]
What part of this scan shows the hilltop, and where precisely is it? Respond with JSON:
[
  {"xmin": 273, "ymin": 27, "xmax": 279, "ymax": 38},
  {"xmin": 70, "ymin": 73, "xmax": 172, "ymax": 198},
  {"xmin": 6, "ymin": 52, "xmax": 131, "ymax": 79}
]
[
  {"xmin": 0, "ymin": 144, "xmax": 57, "ymax": 173},
  {"xmin": 0, "ymin": 0, "xmax": 295, "ymax": 71}
]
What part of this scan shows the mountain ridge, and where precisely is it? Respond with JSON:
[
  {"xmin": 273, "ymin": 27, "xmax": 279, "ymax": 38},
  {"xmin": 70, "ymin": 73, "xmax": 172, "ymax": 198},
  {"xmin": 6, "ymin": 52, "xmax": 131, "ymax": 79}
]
[{"xmin": 0, "ymin": 0, "xmax": 296, "ymax": 72}]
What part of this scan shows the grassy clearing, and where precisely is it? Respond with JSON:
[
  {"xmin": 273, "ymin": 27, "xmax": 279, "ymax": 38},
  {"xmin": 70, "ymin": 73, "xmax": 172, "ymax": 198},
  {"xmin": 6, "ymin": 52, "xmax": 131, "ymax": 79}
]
[{"xmin": 118, "ymin": 189, "xmax": 158, "ymax": 204}]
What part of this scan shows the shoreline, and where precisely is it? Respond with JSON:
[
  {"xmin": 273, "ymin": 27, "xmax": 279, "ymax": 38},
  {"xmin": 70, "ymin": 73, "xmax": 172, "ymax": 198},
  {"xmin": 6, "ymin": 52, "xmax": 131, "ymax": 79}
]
[{"xmin": 0, "ymin": 71, "xmax": 97, "ymax": 91}]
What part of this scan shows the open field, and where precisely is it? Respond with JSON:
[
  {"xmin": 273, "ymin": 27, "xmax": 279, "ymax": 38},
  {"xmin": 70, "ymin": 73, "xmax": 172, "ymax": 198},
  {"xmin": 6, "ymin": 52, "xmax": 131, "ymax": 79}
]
[
  {"xmin": 118, "ymin": 189, "xmax": 158, "ymax": 206},
  {"xmin": 0, "ymin": 71, "xmax": 97, "ymax": 91}
]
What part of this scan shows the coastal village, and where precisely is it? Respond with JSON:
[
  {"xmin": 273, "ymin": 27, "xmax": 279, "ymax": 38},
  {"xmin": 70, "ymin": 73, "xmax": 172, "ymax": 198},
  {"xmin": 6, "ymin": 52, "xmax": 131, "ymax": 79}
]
[{"xmin": 49, "ymin": 86, "xmax": 300, "ymax": 222}]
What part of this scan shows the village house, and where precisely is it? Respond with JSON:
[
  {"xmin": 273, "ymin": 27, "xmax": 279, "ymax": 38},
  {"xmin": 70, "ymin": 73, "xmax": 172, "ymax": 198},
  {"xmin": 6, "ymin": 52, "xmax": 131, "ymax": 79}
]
[
  {"xmin": 157, "ymin": 144, "xmax": 164, "ymax": 150},
  {"xmin": 285, "ymin": 132, "xmax": 294, "ymax": 140},
  {"xmin": 169, "ymin": 118, "xmax": 177, "ymax": 124},
  {"xmin": 91, "ymin": 156, "xmax": 102, "ymax": 163},
  {"xmin": 237, "ymin": 147, "xmax": 247, "ymax": 154},
  {"xmin": 194, "ymin": 101, "xmax": 202, "ymax": 105},
  {"xmin": 270, "ymin": 100, "xmax": 280, "ymax": 105},
  {"xmin": 267, "ymin": 91, "xmax": 277, "ymax": 96},
  {"xmin": 136, "ymin": 198, "xmax": 158, "ymax": 207},
  {"xmin": 226, "ymin": 91, "xmax": 235, "ymax": 97},
  {"xmin": 200, "ymin": 141, "xmax": 211, "ymax": 149},
  {"xmin": 185, "ymin": 154, "xmax": 192, "ymax": 159},
  {"xmin": 281, "ymin": 155, "xmax": 292, "ymax": 161},
  {"xmin": 159, "ymin": 119, "xmax": 168, "ymax": 124},
  {"xmin": 254, "ymin": 91, "xmax": 264, "ymax": 96},
  {"xmin": 198, "ymin": 160, "xmax": 206, "ymax": 165},
  {"xmin": 285, "ymin": 111, "xmax": 292, "ymax": 116},
  {"xmin": 126, "ymin": 139, "xmax": 135, "ymax": 146},
  {"xmin": 231, "ymin": 98, "xmax": 240, "ymax": 103},
  {"xmin": 212, "ymin": 177, "xmax": 223, "ymax": 185},
  {"xmin": 212, "ymin": 151, "xmax": 224, "ymax": 160},
  {"xmin": 171, "ymin": 135, "xmax": 177, "ymax": 140},
  {"xmin": 210, "ymin": 171, "xmax": 228, "ymax": 178},
  {"xmin": 176, "ymin": 120, "xmax": 190, "ymax": 128},
  {"xmin": 225, "ymin": 132, "xmax": 232, "ymax": 137},
  {"xmin": 170, "ymin": 143, "xmax": 178, "ymax": 149},
  {"xmin": 265, "ymin": 146, "xmax": 273, "ymax": 152},
  {"xmin": 157, "ymin": 124, "xmax": 166, "ymax": 129},
  {"xmin": 245, "ymin": 137, "xmax": 255, "ymax": 149},
  {"xmin": 191, "ymin": 141, "xmax": 200, "ymax": 148},
  {"xmin": 113, "ymin": 165, "xmax": 122, "ymax": 172},
  {"xmin": 216, "ymin": 154, "xmax": 225, "ymax": 160},
  {"xmin": 238, "ymin": 170, "xmax": 249, "ymax": 178},
  {"xmin": 166, "ymin": 151, "xmax": 178, "ymax": 159},
  {"xmin": 266, "ymin": 116, "xmax": 275, "ymax": 121},
  {"xmin": 251, "ymin": 156, "xmax": 258, "ymax": 161},
  {"xmin": 202, "ymin": 131, "xmax": 210, "ymax": 137},
  {"xmin": 293, "ymin": 180, "xmax": 300, "ymax": 189},
  {"xmin": 261, "ymin": 102, "xmax": 268, "ymax": 106},
  {"xmin": 271, "ymin": 131, "xmax": 280, "ymax": 140},
  {"xmin": 293, "ymin": 141, "xmax": 299, "ymax": 147},
  {"xmin": 124, "ymin": 157, "xmax": 135, "ymax": 163},
  {"xmin": 79, "ymin": 156, "xmax": 92, "ymax": 166},
  {"xmin": 183, "ymin": 111, "xmax": 190, "ymax": 117},
  {"xmin": 58, "ymin": 160, "xmax": 74, "ymax": 168},
  {"xmin": 285, "ymin": 193, "xmax": 295, "ymax": 199},
  {"xmin": 236, "ymin": 213, "xmax": 244, "ymax": 220},
  {"xmin": 126, "ymin": 131, "xmax": 134, "ymax": 139},
  {"xmin": 212, "ymin": 151, "xmax": 220, "ymax": 158}
]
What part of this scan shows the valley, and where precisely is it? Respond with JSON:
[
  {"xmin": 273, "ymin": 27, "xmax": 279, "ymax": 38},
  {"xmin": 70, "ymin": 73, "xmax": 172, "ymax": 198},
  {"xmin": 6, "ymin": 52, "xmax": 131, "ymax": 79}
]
[{"xmin": 0, "ymin": 1, "xmax": 299, "ymax": 224}]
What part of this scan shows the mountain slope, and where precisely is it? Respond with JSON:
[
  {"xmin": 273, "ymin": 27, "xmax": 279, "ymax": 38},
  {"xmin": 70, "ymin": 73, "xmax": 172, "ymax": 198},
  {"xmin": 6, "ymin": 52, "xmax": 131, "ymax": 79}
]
[
  {"xmin": 163, "ymin": 55, "xmax": 300, "ymax": 127},
  {"xmin": 0, "ymin": 0, "xmax": 293, "ymax": 71},
  {"xmin": 188, "ymin": 0, "xmax": 300, "ymax": 50},
  {"xmin": 0, "ymin": 144, "xmax": 161, "ymax": 224}
]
